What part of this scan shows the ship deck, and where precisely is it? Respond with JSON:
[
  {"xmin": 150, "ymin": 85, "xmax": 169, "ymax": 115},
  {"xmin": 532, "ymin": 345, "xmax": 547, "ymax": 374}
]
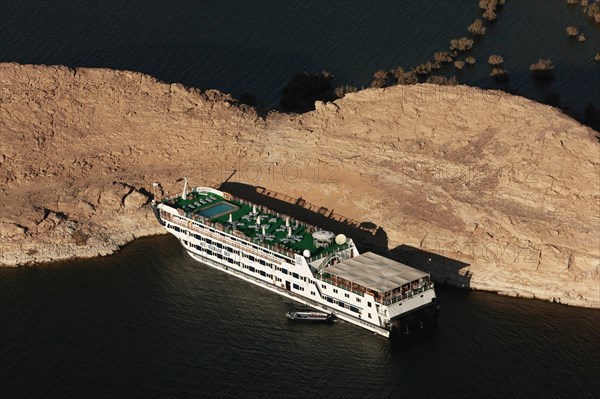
[
  {"xmin": 162, "ymin": 190, "xmax": 346, "ymax": 258},
  {"xmin": 323, "ymin": 252, "xmax": 430, "ymax": 294}
]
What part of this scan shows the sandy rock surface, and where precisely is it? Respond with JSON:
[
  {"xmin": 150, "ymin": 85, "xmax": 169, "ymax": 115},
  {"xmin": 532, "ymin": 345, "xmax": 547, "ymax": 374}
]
[{"xmin": 1, "ymin": 63, "xmax": 598, "ymax": 308}]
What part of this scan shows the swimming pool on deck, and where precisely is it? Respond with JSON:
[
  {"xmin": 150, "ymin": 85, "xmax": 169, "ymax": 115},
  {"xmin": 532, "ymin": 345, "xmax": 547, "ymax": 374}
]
[{"xmin": 197, "ymin": 202, "xmax": 238, "ymax": 218}]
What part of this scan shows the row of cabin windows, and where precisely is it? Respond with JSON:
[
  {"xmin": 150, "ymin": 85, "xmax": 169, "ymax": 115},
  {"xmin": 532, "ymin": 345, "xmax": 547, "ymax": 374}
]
[
  {"xmin": 175, "ymin": 225, "xmax": 311, "ymax": 284},
  {"xmin": 176, "ymin": 219, "xmax": 289, "ymax": 262},
  {"xmin": 185, "ymin": 240, "xmax": 306, "ymax": 285},
  {"xmin": 323, "ymin": 296, "xmax": 361, "ymax": 314},
  {"xmin": 189, "ymin": 233, "xmax": 285, "ymax": 270},
  {"xmin": 191, "ymin": 240, "xmax": 309, "ymax": 283},
  {"xmin": 320, "ymin": 284, "xmax": 362, "ymax": 303}
]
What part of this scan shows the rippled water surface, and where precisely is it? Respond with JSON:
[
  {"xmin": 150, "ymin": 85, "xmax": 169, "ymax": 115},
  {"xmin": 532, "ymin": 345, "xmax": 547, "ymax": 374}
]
[{"xmin": 1, "ymin": 236, "xmax": 598, "ymax": 398}]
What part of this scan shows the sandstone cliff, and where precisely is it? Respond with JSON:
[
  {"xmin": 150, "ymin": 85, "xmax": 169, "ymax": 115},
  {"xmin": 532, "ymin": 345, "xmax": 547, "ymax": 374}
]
[{"xmin": 1, "ymin": 63, "xmax": 598, "ymax": 308}]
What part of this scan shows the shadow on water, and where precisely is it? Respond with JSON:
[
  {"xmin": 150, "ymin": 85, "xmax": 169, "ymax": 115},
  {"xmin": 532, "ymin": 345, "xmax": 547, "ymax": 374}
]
[{"xmin": 218, "ymin": 182, "xmax": 472, "ymax": 290}]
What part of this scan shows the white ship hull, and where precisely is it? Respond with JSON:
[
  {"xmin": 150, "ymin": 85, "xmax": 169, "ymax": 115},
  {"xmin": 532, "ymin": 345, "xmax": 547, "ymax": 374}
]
[{"xmin": 154, "ymin": 186, "xmax": 437, "ymax": 338}]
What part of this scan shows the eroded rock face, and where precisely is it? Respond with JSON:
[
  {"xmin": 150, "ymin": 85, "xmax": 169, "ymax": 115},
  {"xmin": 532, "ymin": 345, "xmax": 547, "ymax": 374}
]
[{"xmin": 0, "ymin": 63, "xmax": 598, "ymax": 308}]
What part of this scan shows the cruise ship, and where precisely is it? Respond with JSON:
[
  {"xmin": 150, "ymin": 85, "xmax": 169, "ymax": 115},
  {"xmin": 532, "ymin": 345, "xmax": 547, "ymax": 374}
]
[{"xmin": 151, "ymin": 181, "xmax": 437, "ymax": 337}]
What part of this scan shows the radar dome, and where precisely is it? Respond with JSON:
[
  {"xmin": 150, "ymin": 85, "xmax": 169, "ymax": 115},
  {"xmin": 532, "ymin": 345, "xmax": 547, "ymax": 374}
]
[
  {"xmin": 303, "ymin": 249, "xmax": 311, "ymax": 257},
  {"xmin": 335, "ymin": 234, "xmax": 347, "ymax": 245}
]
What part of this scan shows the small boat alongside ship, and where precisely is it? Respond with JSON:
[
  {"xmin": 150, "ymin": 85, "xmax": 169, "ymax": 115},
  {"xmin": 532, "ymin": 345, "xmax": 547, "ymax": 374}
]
[
  {"xmin": 151, "ymin": 180, "xmax": 438, "ymax": 337},
  {"xmin": 286, "ymin": 311, "xmax": 335, "ymax": 322}
]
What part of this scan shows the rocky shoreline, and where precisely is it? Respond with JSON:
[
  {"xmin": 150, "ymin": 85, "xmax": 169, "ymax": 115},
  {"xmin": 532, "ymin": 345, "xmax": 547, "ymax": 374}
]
[{"xmin": 1, "ymin": 63, "xmax": 598, "ymax": 308}]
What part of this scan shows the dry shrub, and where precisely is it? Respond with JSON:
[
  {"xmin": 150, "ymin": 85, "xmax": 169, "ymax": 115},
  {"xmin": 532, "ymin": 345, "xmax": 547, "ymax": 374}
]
[
  {"xmin": 488, "ymin": 54, "xmax": 504, "ymax": 65},
  {"xmin": 450, "ymin": 37, "xmax": 474, "ymax": 51},
  {"xmin": 392, "ymin": 67, "xmax": 418, "ymax": 85},
  {"xmin": 371, "ymin": 70, "xmax": 390, "ymax": 88},
  {"xmin": 566, "ymin": 26, "xmax": 579, "ymax": 36},
  {"xmin": 468, "ymin": 19, "xmax": 487, "ymax": 35},
  {"xmin": 426, "ymin": 75, "xmax": 458, "ymax": 85}
]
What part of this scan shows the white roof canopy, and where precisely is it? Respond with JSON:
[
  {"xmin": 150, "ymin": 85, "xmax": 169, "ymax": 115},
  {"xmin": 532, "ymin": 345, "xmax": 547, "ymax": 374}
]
[{"xmin": 324, "ymin": 252, "xmax": 428, "ymax": 293}]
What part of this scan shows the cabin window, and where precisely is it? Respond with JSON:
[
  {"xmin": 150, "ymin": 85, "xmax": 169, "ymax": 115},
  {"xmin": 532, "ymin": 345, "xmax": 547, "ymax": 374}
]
[
  {"xmin": 368, "ymin": 313, "xmax": 372, "ymax": 318},
  {"xmin": 333, "ymin": 289, "xmax": 338, "ymax": 294},
  {"xmin": 311, "ymin": 291, "xmax": 315, "ymax": 296},
  {"xmin": 356, "ymin": 298, "xmax": 361, "ymax": 303},
  {"xmin": 326, "ymin": 297, "xmax": 333, "ymax": 303},
  {"xmin": 292, "ymin": 283, "xmax": 300, "ymax": 290},
  {"xmin": 322, "ymin": 285, "xmax": 326, "ymax": 289},
  {"xmin": 292, "ymin": 272, "xmax": 299, "ymax": 279},
  {"xmin": 344, "ymin": 293, "xmax": 349, "ymax": 298},
  {"xmin": 350, "ymin": 306, "xmax": 359, "ymax": 313},
  {"xmin": 281, "ymin": 268, "xmax": 288, "ymax": 275},
  {"xmin": 368, "ymin": 302, "xmax": 372, "ymax": 307}
]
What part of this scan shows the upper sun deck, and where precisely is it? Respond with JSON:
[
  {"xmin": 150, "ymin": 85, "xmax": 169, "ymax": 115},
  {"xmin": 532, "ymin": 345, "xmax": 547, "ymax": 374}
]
[{"xmin": 159, "ymin": 188, "xmax": 349, "ymax": 259}]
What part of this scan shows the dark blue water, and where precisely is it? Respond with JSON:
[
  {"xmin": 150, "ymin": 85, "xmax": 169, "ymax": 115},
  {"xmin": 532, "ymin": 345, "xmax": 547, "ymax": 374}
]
[
  {"xmin": 1, "ymin": 235, "xmax": 599, "ymax": 398},
  {"xmin": 1, "ymin": 0, "xmax": 598, "ymax": 114}
]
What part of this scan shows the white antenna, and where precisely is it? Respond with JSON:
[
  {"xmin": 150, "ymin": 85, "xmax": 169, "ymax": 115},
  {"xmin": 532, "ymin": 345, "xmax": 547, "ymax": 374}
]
[
  {"xmin": 285, "ymin": 217, "xmax": 290, "ymax": 227},
  {"xmin": 228, "ymin": 214, "xmax": 233, "ymax": 223},
  {"xmin": 181, "ymin": 177, "xmax": 188, "ymax": 199},
  {"xmin": 262, "ymin": 226, "xmax": 266, "ymax": 235},
  {"xmin": 257, "ymin": 216, "xmax": 261, "ymax": 225},
  {"xmin": 252, "ymin": 204, "xmax": 256, "ymax": 214},
  {"xmin": 288, "ymin": 226, "xmax": 292, "ymax": 237}
]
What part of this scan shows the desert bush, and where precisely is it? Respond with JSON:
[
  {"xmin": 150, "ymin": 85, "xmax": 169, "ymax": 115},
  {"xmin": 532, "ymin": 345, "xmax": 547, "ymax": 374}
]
[
  {"xmin": 392, "ymin": 67, "xmax": 418, "ymax": 85},
  {"xmin": 479, "ymin": 0, "xmax": 496, "ymax": 9},
  {"xmin": 434, "ymin": 51, "xmax": 453, "ymax": 63},
  {"xmin": 371, "ymin": 70, "xmax": 390, "ymax": 88},
  {"xmin": 334, "ymin": 85, "xmax": 358, "ymax": 98},
  {"xmin": 483, "ymin": 9, "xmax": 497, "ymax": 21},
  {"xmin": 588, "ymin": 2, "xmax": 600, "ymax": 23},
  {"xmin": 490, "ymin": 68, "xmax": 509, "ymax": 81},
  {"xmin": 465, "ymin": 56, "xmax": 476, "ymax": 65},
  {"xmin": 480, "ymin": 0, "xmax": 503, "ymax": 21},
  {"xmin": 530, "ymin": 59, "xmax": 554, "ymax": 79},
  {"xmin": 488, "ymin": 54, "xmax": 504, "ymax": 65},
  {"xmin": 595, "ymin": 53, "xmax": 600, "ymax": 62},
  {"xmin": 578, "ymin": 33, "xmax": 586, "ymax": 41},
  {"xmin": 573, "ymin": 0, "xmax": 600, "ymax": 23},
  {"xmin": 426, "ymin": 75, "xmax": 458, "ymax": 85},
  {"xmin": 468, "ymin": 19, "xmax": 487, "ymax": 35},
  {"xmin": 450, "ymin": 37, "xmax": 474, "ymax": 51},
  {"xmin": 454, "ymin": 60, "xmax": 465, "ymax": 69},
  {"xmin": 412, "ymin": 61, "xmax": 441, "ymax": 76},
  {"xmin": 566, "ymin": 26, "xmax": 579, "ymax": 36},
  {"xmin": 530, "ymin": 59, "xmax": 553, "ymax": 71}
]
